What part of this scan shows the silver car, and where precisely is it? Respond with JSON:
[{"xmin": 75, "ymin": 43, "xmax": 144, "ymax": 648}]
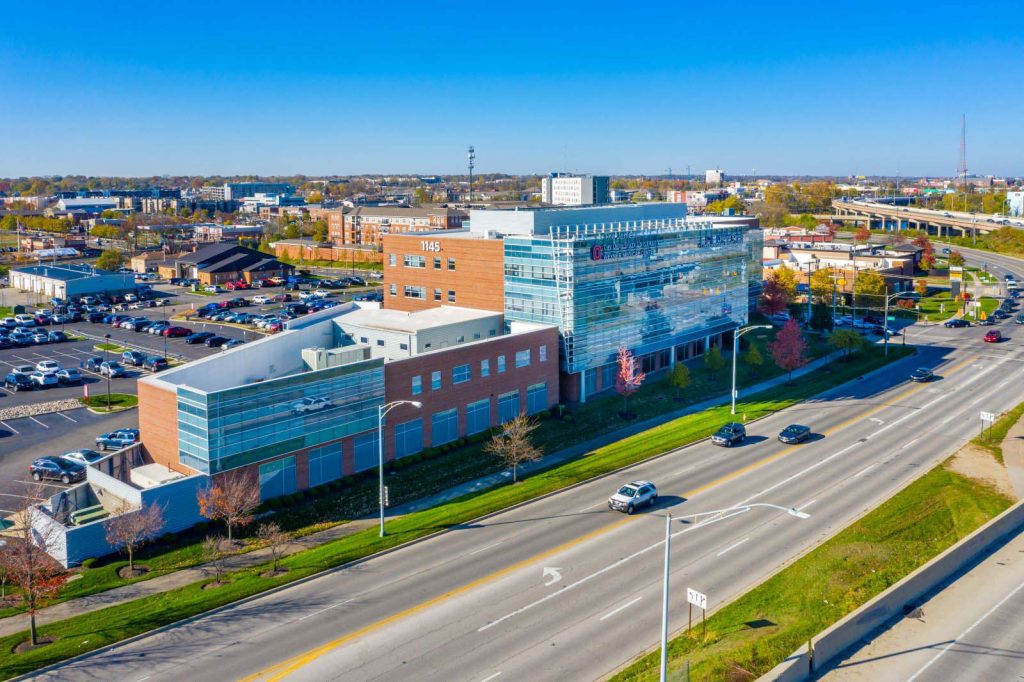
[{"xmin": 608, "ymin": 480, "xmax": 658, "ymax": 514}]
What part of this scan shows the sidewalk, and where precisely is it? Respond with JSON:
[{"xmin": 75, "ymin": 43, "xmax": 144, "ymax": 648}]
[
  {"xmin": 0, "ymin": 349, "xmax": 860, "ymax": 637},
  {"xmin": 1001, "ymin": 417, "xmax": 1024, "ymax": 500}
]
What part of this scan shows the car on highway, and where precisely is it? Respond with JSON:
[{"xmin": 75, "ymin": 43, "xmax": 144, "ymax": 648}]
[
  {"xmin": 29, "ymin": 456, "xmax": 86, "ymax": 484},
  {"xmin": 95, "ymin": 429, "xmax": 140, "ymax": 451},
  {"xmin": 29, "ymin": 371, "xmax": 59, "ymax": 388},
  {"xmin": 163, "ymin": 326, "xmax": 192, "ymax": 337},
  {"xmin": 143, "ymin": 356, "xmax": 169, "ymax": 371},
  {"xmin": 778, "ymin": 424, "xmax": 812, "ymax": 444},
  {"xmin": 291, "ymin": 397, "xmax": 331, "ymax": 414},
  {"xmin": 56, "ymin": 367, "xmax": 83, "ymax": 384},
  {"xmin": 60, "ymin": 449, "xmax": 105, "ymax": 467},
  {"xmin": 607, "ymin": 480, "xmax": 658, "ymax": 514},
  {"xmin": 99, "ymin": 361, "xmax": 127, "ymax": 377},
  {"xmin": 185, "ymin": 331, "xmax": 215, "ymax": 345},
  {"xmin": 711, "ymin": 423, "xmax": 746, "ymax": 447},
  {"xmin": 943, "ymin": 318, "xmax": 971, "ymax": 328},
  {"xmin": 3, "ymin": 372, "xmax": 34, "ymax": 391},
  {"xmin": 984, "ymin": 329, "xmax": 1002, "ymax": 343},
  {"xmin": 36, "ymin": 360, "xmax": 62, "ymax": 373},
  {"xmin": 121, "ymin": 350, "xmax": 148, "ymax": 366},
  {"xmin": 910, "ymin": 368, "xmax": 934, "ymax": 382}
]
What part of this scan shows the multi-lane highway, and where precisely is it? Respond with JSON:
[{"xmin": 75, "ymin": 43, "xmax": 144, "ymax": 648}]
[{"xmin": 34, "ymin": 256, "xmax": 1024, "ymax": 682}]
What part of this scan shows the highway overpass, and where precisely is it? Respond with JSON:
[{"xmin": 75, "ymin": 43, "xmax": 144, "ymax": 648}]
[{"xmin": 829, "ymin": 199, "xmax": 1024, "ymax": 238}]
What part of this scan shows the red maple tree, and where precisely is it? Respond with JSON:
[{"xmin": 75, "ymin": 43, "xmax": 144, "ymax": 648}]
[
  {"xmin": 854, "ymin": 226, "xmax": 871, "ymax": 244},
  {"xmin": 769, "ymin": 318, "xmax": 808, "ymax": 383},
  {"xmin": 759, "ymin": 277, "xmax": 789, "ymax": 316},
  {"xmin": 614, "ymin": 347, "xmax": 646, "ymax": 418}
]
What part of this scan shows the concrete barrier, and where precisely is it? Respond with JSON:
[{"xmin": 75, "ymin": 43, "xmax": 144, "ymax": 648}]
[{"xmin": 760, "ymin": 499, "xmax": 1024, "ymax": 681}]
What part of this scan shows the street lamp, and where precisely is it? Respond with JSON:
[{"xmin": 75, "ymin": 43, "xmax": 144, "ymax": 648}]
[
  {"xmin": 377, "ymin": 400, "xmax": 422, "ymax": 537},
  {"xmin": 881, "ymin": 291, "xmax": 907, "ymax": 357},
  {"xmin": 731, "ymin": 325, "xmax": 771, "ymax": 415},
  {"xmin": 103, "ymin": 333, "xmax": 112, "ymax": 410}
]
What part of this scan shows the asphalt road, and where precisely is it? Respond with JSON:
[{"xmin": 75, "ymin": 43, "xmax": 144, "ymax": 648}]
[{"xmin": 33, "ymin": 308, "xmax": 1024, "ymax": 682}]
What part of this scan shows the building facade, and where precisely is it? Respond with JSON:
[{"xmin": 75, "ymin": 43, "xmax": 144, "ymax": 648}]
[
  {"xmin": 541, "ymin": 173, "xmax": 610, "ymax": 206},
  {"xmin": 326, "ymin": 206, "xmax": 468, "ymax": 248},
  {"xmin": 199, "ymin": 182, "xmax": 296, "ymax": 202},
  {"xmin": 9, "ymin": 264, "xmax": 136, "ymax": 299},
  {"xmin": 1009, "ymin": 191, "xmax": 1024, "ymax": 217},
  {"xmin": 381, "ymin": 232, "xmax": 505, "ymax": 313}
]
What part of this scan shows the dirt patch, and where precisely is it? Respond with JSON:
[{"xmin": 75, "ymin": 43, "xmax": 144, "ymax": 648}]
[
  {"xmin": 117, "ymin": 565, "xmax": 149, "ymax": 579},
  {"xmin": 260, "ymin": 568, "xmax": 289, "ymax": 579},
  {"xmin": 13, "ymin": 636, "xmax": 57, "ymax": 654},
  {"xmin": 202, "ymin": 581, "xmax": 226, "ymax": 590},
  {"xmin": 946, "ymin": 444, "xmax": 1017, "ymax": 499}
]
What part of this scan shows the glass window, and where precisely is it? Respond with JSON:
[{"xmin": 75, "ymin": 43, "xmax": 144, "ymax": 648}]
[
  {"xmin": 527, "ymin": 383, "xmax": 548, "ymax": 415},
  {"xmin": 259, "ymin": 456, "xmax": 296, "ymax": 501},
  {"xmin": 600, "ymin": 363, "xmax": 616, "ymax": 391},
  {"xmin": 308, "ymin": 443, "xmax": 342, "ymax": 487},
  {"xmin": 376, "ymin": 339, "xmax": 385, "ymax": 347},
  {"xmin": 433, "ymin": 288, "xmax": 441, "ymax": 301},
  {"xmin": 480, "ymin": 359, "xmax": 490, "ymax": 377},
  {"xmin": 433, "ymin": 256, "xmax": 441, "ymax": 269},
  {"xmin": 466, "ymin": 399, "xmax": 490, "ymax": 434},
  {"xmin": 353, "ymin": 431, "xmax": 379, "ymax": 473},
  {"xmin": 515, "ymin": 349, "xmax": 531, "ymax": 368},
  {"xmin": 497, "ymin": 355, "xmax": 506, "ymax": 373},
  {"xmin": 411, "ymin": 375, "xmax": 422, "ymax": 395},
  {"xmin": 497, "ymin": 391, "xmax": 520, "ymax": 423},
  {"xmin": 431, "ymin": 370, "xmax": 441, "ymax": 390},
  {"xmin": 389, "ymin": 283, "xmax": 396, "ymax": 296},
  {"xmin": 403, "ymin": 254, "xmax": 426, "ymax": 268},
  {"xmin": 431, "ymin": 409, "xmax": 458, "ymax": 447},
  {"xmin": 453, "ymin": 363, "xmax": 471, "ymax": 384},
  {"xmin": 447, "ymin": 257, "xmax": 456, "ymax": 270},
  {"xmin": 539, "ymin": 345, "xmax": 547, "ymax": 362},
  {"xmin": 400, "ymin": 342, "xmax": 408, "ymax": 351},
  {"xmin": 448, "ymin": 290, "xmax": 456, "ymax": 303},
  {"xmin": 394, "ymin": 418, "xmax": 423, "ymax": 458},
  {"xmin": 388, "ymin": 253, "xmax": 396, "ymax": 267},
  {"xmin": 403, "ymin": 285, "xmax": 425, "ymax": 299}
]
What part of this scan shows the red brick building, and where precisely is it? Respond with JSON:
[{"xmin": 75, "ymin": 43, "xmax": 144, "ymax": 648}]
[{"xmin": 326, "ymin": 206, "xmax": 467, "ymax": 248}]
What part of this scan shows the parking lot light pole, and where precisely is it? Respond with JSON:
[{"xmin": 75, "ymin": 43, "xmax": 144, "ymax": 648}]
[
  {"xmin": 732, "ymin": 325, "xmax": 771, "ymax": 415},
  {"xmin": 659, "ymin": 512, "xmax": 671, "ymax": 682},
  {"xmin": 103, "ymin": 333, "xmax": 111, "ymax": 409},
  {"xmin": 377, "ymin": 400, "xmax": 421, "ymax": 537}
]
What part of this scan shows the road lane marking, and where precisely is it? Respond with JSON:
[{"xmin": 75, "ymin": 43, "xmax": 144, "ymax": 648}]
[
  {"xmin": 900, "ymin": 437, "xmax": 921, "ymax": 451},
  {"xmin": 0, "ymin": 421, "xmax": 18, "ymax": 434},
  {"xmin": 295, "ymin": 599, "xmax": 352, "ymax": 623},
  {"xmin": 941, "ymin": 413, "xmax": 958, "ymax": 424},
  {"xmin": 796, "ymin": 499, "xmax": 817, "ymax": 512},
  {"xmin": 716, "ymin": 537, "xmax": 749, "ymax": 557},
  {"xmin": 854, "ymin": 463, "xmax": 876, "ymax": 478},
  {"xmin": 906, "ymin": 575, "xmax": 1024, "ymax": 681},
  {"xmin": 599, "ymin": 596, "xmax": 643, "ymax": 621},
  {"xmin": 479, "ymin": 673, "xmax": 502, "ymax": 682},
  {"xmin": 28, "ymin": 416, "xmax": 49, "ymax": 428},
  {"xmin": 469, "ymin": 542, "xmax": 504, "ymax": 556},
  {"xmin": 56, "ymin": 412, "xmax": 77, "ymax": 422},
  {"xmin": 245, "ymin": 354, "xmax": 979, "ymax": 680}
]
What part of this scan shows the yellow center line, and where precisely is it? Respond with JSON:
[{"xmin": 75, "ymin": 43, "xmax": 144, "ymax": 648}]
[{"xmin": 243, "ymin": 353, "xmax": 977, "ymax": 681}]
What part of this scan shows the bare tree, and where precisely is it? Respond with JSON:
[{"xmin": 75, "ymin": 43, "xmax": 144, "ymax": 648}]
[
  {"xmin": 197, "ymin": 470, "xmax": 261, "ymax": 544},
  {"xmin": 105, "ymin": 501, "xmax": 165, "ymax": 576},
  {"xmin": 3, "ymin": 485, "xmax": 68, "ymax": 647},
  {"xmin": 201, "ymin": 536, "xmax": 226, "ymax": 584},
  {"xmin": 256, "ymin": 522, "xmax": 289, "ymax": 575},
  {"xmin": 485, "ymin": 413, "xmax": 542, "ymax": 483}
]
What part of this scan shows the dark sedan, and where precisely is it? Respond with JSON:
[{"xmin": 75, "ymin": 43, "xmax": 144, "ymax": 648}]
[
  {"xmin": 30, "ymin": 456, "xmax": 86, "ymax": 484},
  {"xmin": 204, "ymin": 335, "xmax": 230, "ymax": 348},
  {"xmin": 778, "ymin": 424, "xmax": 812, "ymax": 444},
  {"xmin": 185, "ymin": 332, "xmax": 215, "ymax": 344},
  {"xmin": 943, "ymin": 318, "xmax": 971, "ymax": 328},
  {"xmin": 910, "ymin": 368, "xmax": 934, "ymax": 382}
]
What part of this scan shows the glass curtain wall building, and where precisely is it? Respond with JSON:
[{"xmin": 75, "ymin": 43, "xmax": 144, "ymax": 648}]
[
  {"xmin": 504, "ymin": 218, "xmax": 761, "ymax": 401},
  {"xmin": 177, "ymin": 359, "xmax": 384, "ymax": 474}
]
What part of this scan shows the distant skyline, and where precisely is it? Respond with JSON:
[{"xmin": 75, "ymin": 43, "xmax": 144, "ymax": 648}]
[{"xmin": 1, "ymin": 1, "xmax": 1021, "ymax": 179}]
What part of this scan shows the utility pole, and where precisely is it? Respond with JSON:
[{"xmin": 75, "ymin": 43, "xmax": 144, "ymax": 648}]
[{"xmin": 467, "ymin": 145, "xmax": 475, "ymax": 204}]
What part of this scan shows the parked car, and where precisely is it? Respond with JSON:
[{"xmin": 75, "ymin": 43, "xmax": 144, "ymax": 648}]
[
  {"xmin": 143, "ymin": 356, "xmax": 169, "ymax": 371},
  {"xmin": 99, "ymin": 361, "xmax": 127, "ymax": 377},
  {"xmin": 223, "ymin": 339, "xmax": 246, "ymax": 350},
  {"xmin": 29, "ymin": 456, "xmax": 86, "ymax": 484},
  {"xmin": 252, "ymin": 295, "xmax": 271, "ymax": 305},
  {"xmin": 94, "ymin": 429, "xmax": 140, "ymax": 451},
  {"xmin": 9, "ymin": 331, "xmax": 33, "ymax": 346},
  {"xmin": 148, "ymin": 322, "xmax": 171, "ymax": 335},
  {"xmin": 272, "ymin": 293, "xmax": 293, "ymax": 303},
  {"xmin": 36, "ymin": 360, "xmax": 62, "ymax": 373},
  {"xmin": 29, "ymin": 371, "xmax": 59, "ymax": 388},
  {"xmin": 984, "ymin": 329, "xmax": 1002, "ymax": 343},
  {"xmin": 185, "ymin": 331, "xmax": 215, "ymax": 345},
  {"xmin": 943, "ymin": 318, "xmax": 971, "ymax": 328},
  {"xmin": 47, "ymin": 330, "xmax": 68, "ymax": 343},
  {"xmin": 909, "ymin": 368, "xmax": 934, "ymax": 382},
  {"xmin": 163, "ymin": 326, "xmax": 192, "ymax": 337},
  {"xmin": 607, "ymin": 480, "xmax": 658, "ymax": 514},
  {"xmin": 56, "ymin": 368, "xmax": 83, "ymax": 384},
  {"xmin": 778, "ymin": 424, "xmax": 812, "ymax": 444},
  {"xmin": 204, "ymin": 335, "xmax": 230, "ymax": 348},
  {"xmin": 122, "ymin": 350, "xmax": 148, "ymax": 366},
  {"xmin": 3, "ymin": 373, "xmax": 34, "ymax": 391},
  {"xmin": 712, "ymin": 423, "xmax": 747, "ymax": 447},
  {"xmin": 60, "ymin": 449, "xmax": 105, "ymax": 467},
  {"xmin": 84, "ymin": 357, "xmax": 105, "ymax": 372},
  {"xmin": 13, "ymin": 314, "xmax": 36, "ymax": 327},
  {"xmin": 204, "ymin": 284, "xmax": 224, "ymax": 293}
]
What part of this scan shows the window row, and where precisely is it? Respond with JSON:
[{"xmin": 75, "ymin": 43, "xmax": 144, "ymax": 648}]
[
  {"xmin": 388, "ymin": 254, "xmax": 457, "ymax": 270},
  {"xmin": 409, "ymin": 345, "xmax": 547, "ymax": 394}
]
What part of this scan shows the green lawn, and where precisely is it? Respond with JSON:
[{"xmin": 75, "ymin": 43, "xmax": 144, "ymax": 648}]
[
  {"xmin": 80, "ymin": 394, "xmax": 139, "ymax": 412},
  {"xmin": 611, "ymin": 459, "xmax": 1013, "ymax": 682},
  {"xmin": 0, "ymin": 347, "xmax": 913, "ymax": 677},
  {"xmin": 93, "ymin": 342, "xmax": 126, "ymax": 353},
  {"xmin": 972, "ymin": 399, "xmax": 1024, "ymax": 464}
]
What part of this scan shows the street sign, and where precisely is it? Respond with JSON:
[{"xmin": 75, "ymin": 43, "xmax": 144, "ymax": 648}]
[
  {"xmin": 950, "ymin": 266, "xmax": 963, "ymax": 282},
  {"xmin": 686, "ymin": 588, "xmax": 707, "ymax": 610},
  {"xmin": 981, "ymin": 412, "xmax": 996, "ymax": 423},
  {"xmin": 886, "ymin": 316, "xmax": 895, "ymax": 321}
]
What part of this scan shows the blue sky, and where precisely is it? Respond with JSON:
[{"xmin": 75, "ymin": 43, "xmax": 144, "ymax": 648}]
[{"xmin": 1, "ymin": 1, "xmax": 1021, "ymax": 178}]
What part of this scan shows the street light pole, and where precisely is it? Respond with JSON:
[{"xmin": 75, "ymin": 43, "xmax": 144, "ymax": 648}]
[
  {"xmin": 659, "ymin": 512, "xmax": 671, "ymax": 682},
  {"xmin": 377, "ymin": 400, "xmax": 422, "ymax": 537},
  {"xmin": 732, "ymin": 324, "xmax": 771, "ymax": 415}
]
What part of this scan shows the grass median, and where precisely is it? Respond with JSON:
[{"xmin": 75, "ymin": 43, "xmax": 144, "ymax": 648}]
[
  {"xmin": 0, "ymin": 345, "xmax": 913, "ymax": 678},
  {"xmin": 610, "ymin": 456, "xmax": 1013, "ymax": 682},
  {"xmin": 79, "ymin": 394, "xmax": 138, "ymax": 413},
  {"xmin": 972, "ymin": 398, "xmax": 1024, "ymax": 464}
]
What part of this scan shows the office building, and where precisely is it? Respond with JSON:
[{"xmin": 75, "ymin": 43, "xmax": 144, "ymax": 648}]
[
  {"xmin": 199, "ymin": 182, "xmax": 296, "ymax": 202},
  {"xmin": 9, "ymin": 263, "xmax": 135, "ymax": 299},
  {"xmin": 165, "ymin": 243, "xmax": 291, "ymax": 284},
  {"xmin": 138, "ymin": 303, "xmax": 558, "ymax": 498},
  {"xmin": 705, "ymin": 169, "xmax": 725, "ymax": 186},
  {"xmin": 541, "ymin": 173, "xmax": 610, "ymax": 206}
]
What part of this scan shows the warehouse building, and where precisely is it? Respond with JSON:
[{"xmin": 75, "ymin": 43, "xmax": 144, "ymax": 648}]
[{"xmin": 8, "ymin": 263, "xmax": 136, "ymax": 300}]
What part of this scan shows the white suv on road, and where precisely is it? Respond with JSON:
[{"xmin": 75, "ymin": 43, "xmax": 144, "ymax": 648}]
[{"xmin": 608, "ymin": 480, "xmax": 658, "ymax": 514}]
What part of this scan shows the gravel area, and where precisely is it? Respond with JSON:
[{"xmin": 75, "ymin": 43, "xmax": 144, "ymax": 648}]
[{"xmin": 0, "ymin": 399, "xmax": 84, "ymax": 421}]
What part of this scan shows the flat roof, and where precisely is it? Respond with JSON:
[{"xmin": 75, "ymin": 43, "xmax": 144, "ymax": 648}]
[
  {"xmin": 337, "ymin": 305, "xmax": 501, "ymax": 334},
  {"xmin": 12, "ymin": 264, "xmax": 119, "ymax": 281}
]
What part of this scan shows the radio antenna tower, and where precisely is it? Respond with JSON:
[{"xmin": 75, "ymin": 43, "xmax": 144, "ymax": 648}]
[
  {"xmin": 957, "ymin": 114, "xmax": 967, "ymax": 188},
  {"xmin": 467, "ymin": 145, "xmax": 475, "ymax": 203}
]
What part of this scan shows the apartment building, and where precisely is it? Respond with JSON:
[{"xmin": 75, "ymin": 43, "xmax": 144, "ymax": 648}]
[
  {"xmin": 326, "ymin": 206, "xmax": 467, "ymax": 247},
  {"xmin": 541, "ymin": 173, "xmax": 610, "ymax": 206}
]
